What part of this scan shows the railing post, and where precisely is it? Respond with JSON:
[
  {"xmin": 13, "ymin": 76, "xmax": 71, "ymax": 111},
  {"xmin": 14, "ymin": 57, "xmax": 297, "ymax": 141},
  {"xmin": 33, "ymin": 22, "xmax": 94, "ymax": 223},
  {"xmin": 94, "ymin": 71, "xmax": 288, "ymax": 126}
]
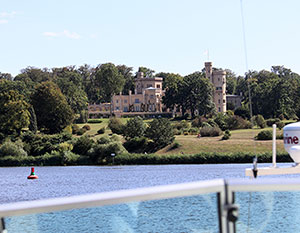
[
  {"xmin": 0, "ymin": 217, "xmax": 6, "ymax": 233},
  {"xmin": 218, "ymin": 180, "xmax": 238, "ymax": 233}
]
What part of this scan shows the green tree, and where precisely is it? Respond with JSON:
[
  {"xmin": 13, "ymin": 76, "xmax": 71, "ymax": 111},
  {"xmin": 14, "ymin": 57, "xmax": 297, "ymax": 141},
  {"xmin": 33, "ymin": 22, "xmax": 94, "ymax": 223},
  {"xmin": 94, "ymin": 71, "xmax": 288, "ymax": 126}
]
[
  {"xmin": 117, "ymin": 65, "xmax": 135, "ymax": 95},
  {"xmin": 0, "ymin": 90, "xmax": 30, "ymax": 136},
  {"xmin": 161, "ymin": 73, "xmax": 183, "ymax": 111},
  {"xmin": 146, "ymin": 118, "xmax": 174, "ymax": 149},
  {"xmin": 137, "ymin": 67, "xmax": 155, "ymax": 78},
  {"xmin": 225, "ymin": 69, "xmax": 237, "ymax": 94},
  {"xmin": 181, "ymin": 72, "xmax": 215, "ymax": 117},
  {"xmin": 123, "ymin": 116, "xmax": 146, "ymax": 140},
  {"xmin": 95, "ymin": 63, "xmax": 125, "ymax": 102},
  {"xmin": 31, "ymin": 81, "xmax": 74, "ymax": 134},
  {"xmin": 53, "ymin": 69, "xmax": 88, "ymax": 114}
]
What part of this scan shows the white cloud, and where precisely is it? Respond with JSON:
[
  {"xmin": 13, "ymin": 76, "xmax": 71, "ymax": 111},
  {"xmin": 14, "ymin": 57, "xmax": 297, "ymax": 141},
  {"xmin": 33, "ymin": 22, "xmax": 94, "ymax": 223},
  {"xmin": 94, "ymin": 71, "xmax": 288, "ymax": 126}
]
[
  {"xmin": 63, "ymin": 30, "xmax": 80, "ymax": 39},
  {"xmin": 0, "ymin": 19, "xmax": 8, "ymax": 24},
  {"xmin": 43, "ymin": 30, "xmax": 81, "ymax": 39},
  {"xmin": 0, "ymin": 11, "xmax": 17, "ymax": 18}
]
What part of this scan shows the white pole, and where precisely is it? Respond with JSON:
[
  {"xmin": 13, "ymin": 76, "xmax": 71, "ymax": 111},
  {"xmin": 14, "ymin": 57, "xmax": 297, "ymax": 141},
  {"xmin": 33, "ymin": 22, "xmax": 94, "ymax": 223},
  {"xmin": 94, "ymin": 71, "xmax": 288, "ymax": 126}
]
[{"xmin": 272, "ymin": 124, "xmax": 277, "ymax": 167}]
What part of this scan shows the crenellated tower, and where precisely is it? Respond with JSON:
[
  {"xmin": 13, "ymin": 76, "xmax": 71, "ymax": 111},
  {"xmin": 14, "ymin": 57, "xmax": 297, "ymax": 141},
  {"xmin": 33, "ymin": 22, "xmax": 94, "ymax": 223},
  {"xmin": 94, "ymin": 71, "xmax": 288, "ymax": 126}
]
[{"xmin": 205, "ymin": 62, "xmax": 226, "ymax": 113}]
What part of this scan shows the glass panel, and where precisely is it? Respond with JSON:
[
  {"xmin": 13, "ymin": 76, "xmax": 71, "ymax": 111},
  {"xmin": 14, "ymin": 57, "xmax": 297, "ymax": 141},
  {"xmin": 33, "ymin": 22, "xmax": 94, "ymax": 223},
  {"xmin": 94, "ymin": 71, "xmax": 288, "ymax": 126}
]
[
  {"xmin": 4, "ymin": 193, "xmax": 219, "ymax": 233},
  {"xmin": 236, "ymin": 191, "xmax": 300, "ymax": 233}
]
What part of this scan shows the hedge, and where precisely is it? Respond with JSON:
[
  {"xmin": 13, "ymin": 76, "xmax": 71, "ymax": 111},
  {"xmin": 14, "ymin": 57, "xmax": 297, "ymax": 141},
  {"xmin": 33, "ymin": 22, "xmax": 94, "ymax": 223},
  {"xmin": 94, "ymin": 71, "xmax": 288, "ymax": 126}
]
[{"xmin": 0, "ymin": 152, "xmax": 292, "ymax": 167}]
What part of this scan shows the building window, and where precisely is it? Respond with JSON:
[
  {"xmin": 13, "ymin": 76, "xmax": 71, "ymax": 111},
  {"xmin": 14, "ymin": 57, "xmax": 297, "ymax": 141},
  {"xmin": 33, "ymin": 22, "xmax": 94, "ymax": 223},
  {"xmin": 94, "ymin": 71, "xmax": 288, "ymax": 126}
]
[
  {"xmin": 124, "ymin": 106, "xmax": 128, "ymax": 112},
  {"xmin": 147, "ymin": 84, "xmax": 152, "ymax": 88},
  {"xmin": 135, "ymin": 99, "xmax": 140, "ymax": 103},
  {"xmin": 218, "ymin": 107, "xmax": 221, "ymax": 112},
  {"xmin": 156, "ymin": 84, "xmax": 160, "ymax": 88},
  {"xmin": 218, "ymin": 99, "xmax": 221, "ymax": 104},
  {"xmin": 116, "ymin": 106, "xmax": 119, "ymax": 110},
  {"xmin": 223, "ymin": 99, "xmax": 226, "ymax": 103},
  {"xmin": 216, "ymin": 87, "xmax": 222, "ymax": 91},
  {"xmin": 135, "ymin": 106, "xmax": 140, "ymax": 111},
  {"xmin": 124, "ymin": 100, "xmax": 127, "ymax": 103},
  {"xmin": 150, "ymin": 95, "xmax": 154, "ymax": 99},
  {"xmin": 116, "ymin": 100, "xmax": 119, "ymax": 104}
]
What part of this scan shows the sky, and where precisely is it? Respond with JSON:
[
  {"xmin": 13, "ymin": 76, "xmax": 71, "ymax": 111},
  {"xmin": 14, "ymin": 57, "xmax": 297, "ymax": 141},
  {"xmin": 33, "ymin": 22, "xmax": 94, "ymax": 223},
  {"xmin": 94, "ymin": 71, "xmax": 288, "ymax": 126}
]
[{"xmin": 1, "ymin": 0, "xmax": 300, "ymax": 77}]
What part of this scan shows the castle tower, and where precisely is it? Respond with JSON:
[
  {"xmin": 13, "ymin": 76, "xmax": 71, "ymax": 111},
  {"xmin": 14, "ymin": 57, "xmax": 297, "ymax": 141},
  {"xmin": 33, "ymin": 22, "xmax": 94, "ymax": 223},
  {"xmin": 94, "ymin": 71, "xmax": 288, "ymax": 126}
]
[{"xmin": 205, "ymin": 62, "xmax": 226, "ymax": 113}]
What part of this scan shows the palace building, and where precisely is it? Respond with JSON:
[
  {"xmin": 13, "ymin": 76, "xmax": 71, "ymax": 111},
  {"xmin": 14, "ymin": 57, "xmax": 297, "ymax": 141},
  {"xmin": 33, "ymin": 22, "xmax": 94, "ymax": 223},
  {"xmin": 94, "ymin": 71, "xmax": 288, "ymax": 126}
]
[{"xmin": 89, "ymin": 62, "xmax": 242, "ymax": 117}]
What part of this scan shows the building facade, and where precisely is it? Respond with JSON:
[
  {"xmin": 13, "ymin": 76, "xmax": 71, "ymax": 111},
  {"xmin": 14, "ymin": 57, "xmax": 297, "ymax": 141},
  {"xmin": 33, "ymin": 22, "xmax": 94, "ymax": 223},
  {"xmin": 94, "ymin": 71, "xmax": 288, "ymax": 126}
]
[
  {"xmin": 205, "ymin": 62, "xmax": 227, "ymax": 113},
  {"xmin": 89, "ymin": 62, "xmax": 231, "ymax": 117}
]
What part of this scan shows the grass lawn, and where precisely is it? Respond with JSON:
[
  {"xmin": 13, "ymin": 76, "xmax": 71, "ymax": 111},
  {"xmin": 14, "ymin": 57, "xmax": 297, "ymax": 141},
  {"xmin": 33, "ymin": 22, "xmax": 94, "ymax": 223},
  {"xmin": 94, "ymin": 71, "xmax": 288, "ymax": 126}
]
[
  {"xmin": 76, "ymin": 119, "xmax": 286, "ymax": 155},
  {"xmin": 157, "ymin": 127, "xmax": 285, "ymax": 155}
]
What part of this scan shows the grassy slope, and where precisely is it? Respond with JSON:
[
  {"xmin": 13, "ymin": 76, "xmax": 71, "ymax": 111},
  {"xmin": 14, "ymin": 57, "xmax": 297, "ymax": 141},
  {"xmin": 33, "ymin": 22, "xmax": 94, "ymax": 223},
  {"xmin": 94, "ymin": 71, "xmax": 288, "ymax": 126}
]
[
  {"xmin": 76, "ymin": 119, "xmax": 285, "ymax": 155},
  {"xmin": 157, "ymin": 128, "xmax": 285, "ymax": 155}
]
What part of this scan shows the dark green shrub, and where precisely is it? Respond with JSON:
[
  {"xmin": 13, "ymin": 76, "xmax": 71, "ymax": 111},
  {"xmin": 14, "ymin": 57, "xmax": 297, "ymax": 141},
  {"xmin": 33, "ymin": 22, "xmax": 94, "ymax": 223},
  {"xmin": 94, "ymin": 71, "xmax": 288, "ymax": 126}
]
[
  {"xmin": 234, "ymin": 106, "xmax": 250, "ymax": 119},
  {"xmin": 256, "ymin": 130, "xmax": 272, "ymax": 140},
  {"xmin": 173, "ymin": 128, "xmax": 182, "ymax": 135},
  {"xmin": 0, "ymin": 140, "xmax": 27, "ymax": 157},
  {"xmin": 62, "ymin": 151, "xmax": 80, "ymax": 165},
  {"xmin": 97, "ymin": 127, "xmax": 106, "ymax": 134},
  {"xmin": 200, "ymin": 126, "xmax": 222, "ymax": 137},
  {"xmin": 222, "ymin": 130, "xmax": 231, "ymax": 140},
  {"xmin": 72, "ymin": 135, "xmax": 94, "ymax": 155},
  {"xmin": 123, "ymin": 137, "xmax": 148, "ymax": 153},
  {"xmin": 87, "ymin": 119, "xmax": 102, "ymax": 124},
  {"xmin": 82, "ymin": 125, "xmax": 91, "ymax": 131},
  {"xmin": 191, "ymin": 116, "xmax": 207, "ymax": 128},
  {"xmin": 266, "ymin": 118, "xmax": 281, "ymax": 127},
  {"xmin": 279, "ymin": 114, "xmax": 285, "ymax": 120},
  {"xmin": 123, "ymin": 117, "xmax": 146, "ymax": 139},
  {"xmin": 277, "ymin": 121, "xmax": 285, "ymax": 130},
  {"xmin": 255, "ymin": 115, "xmax": 266, "ymax": 128},
  {"xmin": 188, "ymin": 127, "xmax": 199, "ymax": 135},
  {"xmin": 76, "ymin": 128, "xmax": 87, "ymax": 135},
  {"xmin": 173, "ymin": 120, "xmax": 189, "ymax": 130},
  {"xmin": 146, "ymin": 118, "xmax": 175, "ymax": 150},
  {"xmin": 97, "ymin": 135, "xmax": 111, "ymax": 144},
  {"xmin": 169, "ymin": 141, "xmax": 181, "ymax": 150},
  {"xmin": 108, "ymin": 117, "xmax": 124, "ymax": 135},
  {"xmin": 88, "ymin": 141, "xmax": 127, "ymax": 164},
  {"xmin": 276, "ymin": 133, "xmax": 283, "ymax": 139}
]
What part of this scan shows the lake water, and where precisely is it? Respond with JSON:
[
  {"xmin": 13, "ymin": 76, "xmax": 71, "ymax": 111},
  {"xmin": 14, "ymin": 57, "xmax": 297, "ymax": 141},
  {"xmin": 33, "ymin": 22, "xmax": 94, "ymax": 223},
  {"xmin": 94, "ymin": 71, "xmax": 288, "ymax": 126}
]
[{"xmin": 2, "ymin": 164, "xmax": 300, "ymax": 232}]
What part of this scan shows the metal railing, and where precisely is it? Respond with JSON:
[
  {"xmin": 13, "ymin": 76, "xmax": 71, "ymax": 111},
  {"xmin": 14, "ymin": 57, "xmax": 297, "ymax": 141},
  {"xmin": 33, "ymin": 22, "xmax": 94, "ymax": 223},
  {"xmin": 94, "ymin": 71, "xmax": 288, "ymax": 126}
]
[{"xmin": 1, "ymin": 178, "xmax": 300, "ymax": 233}]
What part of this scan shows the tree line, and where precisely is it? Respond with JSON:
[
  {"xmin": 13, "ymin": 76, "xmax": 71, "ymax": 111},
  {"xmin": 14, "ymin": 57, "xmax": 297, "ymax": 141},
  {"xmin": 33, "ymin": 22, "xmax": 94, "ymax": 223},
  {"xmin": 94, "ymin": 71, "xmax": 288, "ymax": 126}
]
[{"xmin": 1, "ymin": 63, "xmax": 300, "ymax": 139}]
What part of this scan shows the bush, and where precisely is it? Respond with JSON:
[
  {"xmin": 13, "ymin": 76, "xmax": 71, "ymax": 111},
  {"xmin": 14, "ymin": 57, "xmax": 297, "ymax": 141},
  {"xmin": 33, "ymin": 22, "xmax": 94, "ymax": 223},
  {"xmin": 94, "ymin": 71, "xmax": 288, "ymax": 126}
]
[
  {"xmin": 62, "ymin": 151, "xmax": 80, "ymax": 165},
  {"xmin": 58, "ymin": 142, "xmax": 73, "ymax": 152},
  {"xmin": 76, "ymin": 128, "xmax": 87, "ymax": 135},
  {"xmin": 21, "ymin": 132, "xmax": 72, "ymax": 156},
  {"xmin": 234, "ymin": 106, "xmax": 250, "ymax": 119},
  {"xmin": 173, "ymin": 128, "xmax": 182, "ymax": 135},
  {"xmin": 97, "ymin": 127, "xmax": 106, "ymax": 134},
  {"xmin": 72, "ymin": 135, "xmax": 94, "ymax": 155},
  {"xmin": 277, "ymin": 121, "xmax": 285, "ymax": 130},
  {"xmin": 191, "ymin": 116, "xmax": 207, "ymax": 128},
  {"xmin": 266, "ymin": 118, "xmax": 281, "ymax": 127},
  {"xmin": 72, "ymin": 124, "xmax": 80, "ymax": 134},
  {"xmin": 123, "ymin": 137, "xmax": 149, "ymax": 153},
  {"xmin": 169, "ymin": 141, "xmax": 181, "ymax": 150},
  {"xmin": 255, "ymin": 115, "xmax": 266, "ymax": 129},
  {"xmin": 108, "ymin": 118, "xmax": 124, "ymax": 135},
  {"xmin": 0, "ymin": 140, "xmax": 27, "ymax": 157},
  {"xmin": 88, "ymin": 141, "xmax": 127, "ymax": 164},
  {"xmin": 123, "ymin": 117, "xmax": 146, "ymax": 139},
  {"xmin": 222, "ymin": 130, "xmax": 231, "ymax": 140},
  {"xmin": 173, "ymin": 120, "xmax": 190, "ymax": 130},
  {"xmin": 200, "ymin": 126, "xmax": 222, "ymax": 137},
  {"xmin": 146, "ymin": 118, "xmax": 175, "ymax": 150},
  {"xmin": 255, "ymin": 130, "xmax": 272, "ymax": 140},
  {"xmin": 82, "ymin": 125, "xmax": 91, "ymax": 131},
  {"xmin": 87, "ymin": 119, "xmax": 102, "ymax": 124},
  {"xmin": 188, "ymin": 127, "xmax": 199, "ymax": 135}
]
